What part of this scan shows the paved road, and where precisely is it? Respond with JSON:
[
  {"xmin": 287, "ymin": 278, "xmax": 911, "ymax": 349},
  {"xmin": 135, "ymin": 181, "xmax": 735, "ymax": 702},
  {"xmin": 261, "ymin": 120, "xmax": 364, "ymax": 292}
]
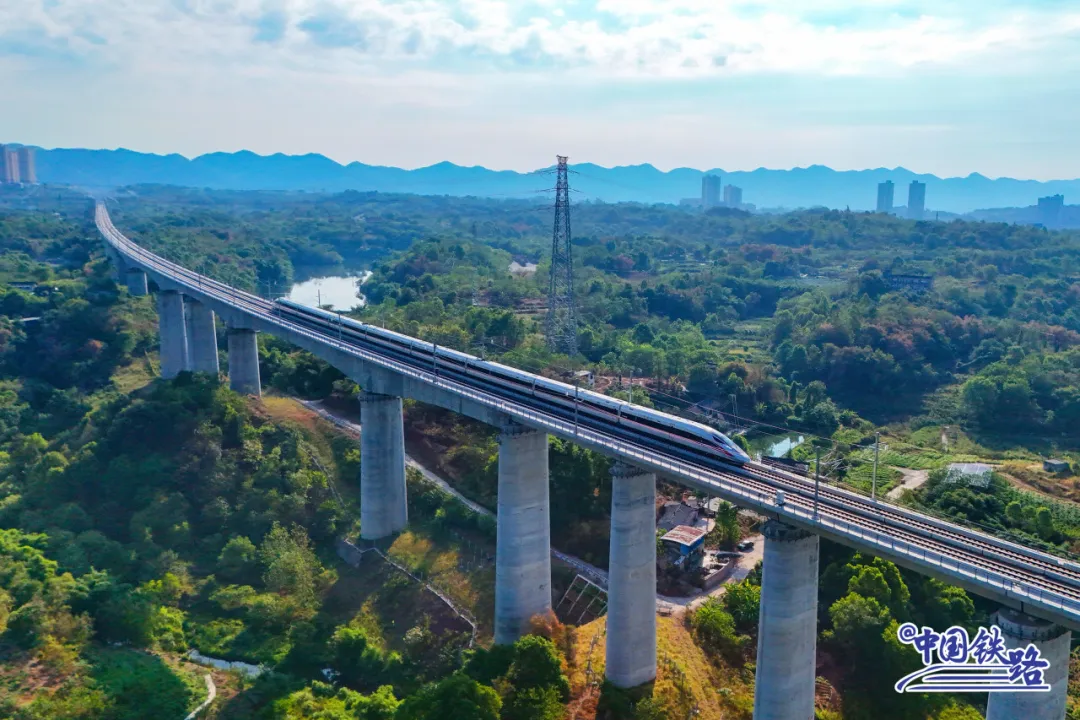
[{"xmin": 658, "ymin": 535, "xmax": 766, "ymax": 614}]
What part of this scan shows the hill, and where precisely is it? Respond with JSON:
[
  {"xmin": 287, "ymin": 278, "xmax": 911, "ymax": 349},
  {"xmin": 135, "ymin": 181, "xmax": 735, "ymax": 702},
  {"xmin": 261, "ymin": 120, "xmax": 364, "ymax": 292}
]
[{"xmin": 17, "ymin": 145, "xmax": 1080, "ymax": 213}]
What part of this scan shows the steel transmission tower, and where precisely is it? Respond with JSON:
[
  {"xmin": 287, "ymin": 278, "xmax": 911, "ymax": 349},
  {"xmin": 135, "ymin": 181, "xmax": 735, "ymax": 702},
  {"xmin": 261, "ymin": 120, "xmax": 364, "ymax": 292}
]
[{"xmin": 545, "ymin": 155, "xmax": 578, "ymax": 355}]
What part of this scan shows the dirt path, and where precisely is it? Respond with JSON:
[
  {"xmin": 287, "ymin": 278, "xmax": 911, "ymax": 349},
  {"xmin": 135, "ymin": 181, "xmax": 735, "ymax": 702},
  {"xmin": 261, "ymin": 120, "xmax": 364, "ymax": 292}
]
[
  {"xmin": 183, "ymin": 674, "xmax": 216, "ymax": 720},
  {"xmin": 887, "ymin": 468, "xmax": 930, "ymax": 499}
]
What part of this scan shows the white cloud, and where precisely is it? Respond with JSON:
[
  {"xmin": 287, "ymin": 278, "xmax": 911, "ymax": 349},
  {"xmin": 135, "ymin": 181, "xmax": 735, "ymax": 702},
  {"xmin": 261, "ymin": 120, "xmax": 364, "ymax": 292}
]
[
  {"xmin": 2, "ymin": 0, "xmax": 1078, "ymax": 80},
  {"xmin": 2, "ymin": 0, "xmax": 1079, "ymax": 178}
]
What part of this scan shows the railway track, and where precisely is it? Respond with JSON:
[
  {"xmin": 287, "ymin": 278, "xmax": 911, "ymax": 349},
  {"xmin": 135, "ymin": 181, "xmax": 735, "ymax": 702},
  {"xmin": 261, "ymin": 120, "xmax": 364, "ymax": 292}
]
[{"xmin": 95, "ymin": 202, "xmax": 1080, "ymax": 626}]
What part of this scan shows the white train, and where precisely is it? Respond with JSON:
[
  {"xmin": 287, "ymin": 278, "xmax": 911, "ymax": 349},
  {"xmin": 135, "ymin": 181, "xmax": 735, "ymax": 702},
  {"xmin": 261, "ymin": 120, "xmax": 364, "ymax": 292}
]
[{"xmin": 273, "ymin": 298, "xmax": 751, "ymax": 466}]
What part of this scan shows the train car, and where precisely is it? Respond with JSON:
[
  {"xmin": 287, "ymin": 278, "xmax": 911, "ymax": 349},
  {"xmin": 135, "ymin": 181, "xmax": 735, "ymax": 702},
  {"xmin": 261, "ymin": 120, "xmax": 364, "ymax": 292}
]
[
  {"xmin": 275, "ymin": 298, "xmax": 429, "ymax": 354},
  {"xmin": 622, "ymin": 404, "xmax": 750, "ymax": 464},
  {"xmin": 271, "ymin": 298, "xmax": 750, "ymax": 465}
]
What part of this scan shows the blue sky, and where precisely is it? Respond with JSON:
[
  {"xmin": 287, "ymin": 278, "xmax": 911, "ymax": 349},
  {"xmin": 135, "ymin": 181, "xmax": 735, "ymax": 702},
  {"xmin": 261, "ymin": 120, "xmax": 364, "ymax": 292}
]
[{"xmin": 2, "ymin": 0, "xmax": 1079, "ymax": 179}]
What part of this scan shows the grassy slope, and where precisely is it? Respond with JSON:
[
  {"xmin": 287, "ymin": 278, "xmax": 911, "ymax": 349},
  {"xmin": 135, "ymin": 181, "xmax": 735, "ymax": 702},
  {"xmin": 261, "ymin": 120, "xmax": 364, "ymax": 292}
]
[
  {"xmin": 259, "ymin": 396, "xmax": 498, "ymax": 641},
  {"xmin": 568, "ymin": 616, "xmax": 755, "ymax": 720},
  {"xmin": 0, "ymin": 645, "xmax": 212, "ymax": 719}
]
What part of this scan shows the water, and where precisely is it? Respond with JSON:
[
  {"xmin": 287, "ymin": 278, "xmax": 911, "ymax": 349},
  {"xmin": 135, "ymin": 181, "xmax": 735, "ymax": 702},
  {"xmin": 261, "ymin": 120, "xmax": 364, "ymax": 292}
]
[
  {"xmin": 287, "ymin": 271, "xmax": 371, "ymax": 310},
  {"xmin": 751, "ymin": 434, "xmax": 805, "ymax": 458}
]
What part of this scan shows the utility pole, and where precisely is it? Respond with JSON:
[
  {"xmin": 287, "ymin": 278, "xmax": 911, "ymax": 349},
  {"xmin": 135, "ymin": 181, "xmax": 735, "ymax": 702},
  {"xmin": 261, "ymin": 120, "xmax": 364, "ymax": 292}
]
[
  {"xmin": 814, "ymin": 445, "xmax": 822, "ymax": 518},
  {"xmin": 872, "ymin": 432, "xmax": 880, "ymax": 501},
  {"xmin": 545, "ymin": 155, "xmax": 578, "ymax": 355},
  {"xmin": 574, "ymin": 378, "xmax": 580, "ymax": 432},
  {"xmin": 628, "ymin": 369, "xmax": 634, "ymax": 406}
]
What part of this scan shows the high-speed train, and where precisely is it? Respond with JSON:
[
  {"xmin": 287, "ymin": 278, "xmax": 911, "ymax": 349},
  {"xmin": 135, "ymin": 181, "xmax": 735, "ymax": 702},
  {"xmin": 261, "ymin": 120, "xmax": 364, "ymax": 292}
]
[{"xmin": 273, "ymin": 298, "xmax": 752, "ymax": 466}]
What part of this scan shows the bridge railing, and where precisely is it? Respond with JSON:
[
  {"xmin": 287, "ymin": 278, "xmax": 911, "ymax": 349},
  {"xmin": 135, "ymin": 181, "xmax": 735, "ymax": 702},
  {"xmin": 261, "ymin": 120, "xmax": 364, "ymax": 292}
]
[{"xmin": 95, "ymin": 203, "xmax": 1080, "ymax": 626}]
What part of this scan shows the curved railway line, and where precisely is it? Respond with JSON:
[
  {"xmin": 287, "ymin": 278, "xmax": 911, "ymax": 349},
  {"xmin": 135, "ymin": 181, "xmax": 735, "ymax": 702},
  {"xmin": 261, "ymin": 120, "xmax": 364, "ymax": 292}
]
[{"xmin": 96, "ymin": 202, "xmax": 1080, "ymax": 628}]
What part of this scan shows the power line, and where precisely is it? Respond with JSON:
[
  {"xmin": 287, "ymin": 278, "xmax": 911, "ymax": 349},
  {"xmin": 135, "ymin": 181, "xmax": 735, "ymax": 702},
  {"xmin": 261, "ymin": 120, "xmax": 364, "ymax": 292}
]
[{"xmin": 545, "ymin": 155, "xmax": 578, "ymax": 356}]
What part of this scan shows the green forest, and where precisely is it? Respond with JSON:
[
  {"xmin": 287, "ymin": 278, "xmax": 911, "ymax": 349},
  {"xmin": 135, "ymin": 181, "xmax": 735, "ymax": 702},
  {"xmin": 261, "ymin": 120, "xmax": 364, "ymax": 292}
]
[{"xmin": 0, "ymin": 184, "xmax": 1078, "ymax": 719}]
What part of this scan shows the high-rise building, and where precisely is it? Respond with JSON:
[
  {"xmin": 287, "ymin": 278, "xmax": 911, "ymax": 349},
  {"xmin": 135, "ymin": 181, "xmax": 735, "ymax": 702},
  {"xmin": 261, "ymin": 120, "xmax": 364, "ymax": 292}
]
[
  {"xmin": 0, "ymin": 145, "xmax": 19, "ymax": 184},
  {"xmin": 701, "ymin": 174, "xmax": 722, "ymax": 207},
  {"xmin": 908, "ymin": 181, "xmax": 926, "ymax": 220},
  {"xmin": 876, "ymin": 181, "xmax": 894, "ymax": 213},
  {"xmin": 724, "ymin": 184, "xmax": 743, "ymax": 209},
  {"xmin": 1037, "ymin": 194, "xmax": 1064, "ymax": 227},
  {"xmin": 16, "ymin": 147, "xmax": 35, "ymax": 184}
]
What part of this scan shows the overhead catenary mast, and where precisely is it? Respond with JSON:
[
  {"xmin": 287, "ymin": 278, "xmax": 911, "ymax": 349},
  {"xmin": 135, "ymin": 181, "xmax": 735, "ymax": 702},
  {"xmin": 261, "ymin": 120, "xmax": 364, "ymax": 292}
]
[{"xmin": 545, "ymin": 155, "xmax": 578, "ymax": 356}]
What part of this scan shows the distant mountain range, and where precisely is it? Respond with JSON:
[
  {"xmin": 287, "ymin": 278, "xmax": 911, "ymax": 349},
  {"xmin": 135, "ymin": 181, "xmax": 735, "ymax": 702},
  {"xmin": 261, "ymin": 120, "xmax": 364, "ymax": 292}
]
[{"xmin": 22, "ymin": 146, "xmax": 1080, "ymax": 214}]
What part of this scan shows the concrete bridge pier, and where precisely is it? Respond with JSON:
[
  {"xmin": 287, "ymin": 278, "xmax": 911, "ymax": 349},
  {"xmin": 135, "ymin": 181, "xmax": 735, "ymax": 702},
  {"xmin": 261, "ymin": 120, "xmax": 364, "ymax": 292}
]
[
  {"xmin": 157, "ymin": 290, "xmax": 188, "ymax": 380},
  {"xmin": 104, "ymin": 246, "xmax": 125, "ymax": 281},
  {"xmin": 125, "ymin": 269, "xmax": 148, "ymax": 296},
  {"xmin": 186, "ymin": 299, "xmax": 220, "ymax": 375},
  {"xmin": 227, "ymin": 327, "xmax": 261, "ymax": 396},
  {"xmin": 753, "ymin": 520, "xmax": 820, "ymax": 720},
  {"xmin": 986, "ymin": 610, "xmax": 1071, "ymax": 720},
  {"xmin": 494, "ymin": 424, "xmax": 552, "ymax": 645},
  {"xmin": 605, "ymin": 462, "xmax": 657, "ymax": 688},
  {"xmin": 359, "ymin": 392, "xmax": 408, "ymax": 540},
  {"xmin": 183, "ymin": 300, "xmax": 197, "ymax": 371}
]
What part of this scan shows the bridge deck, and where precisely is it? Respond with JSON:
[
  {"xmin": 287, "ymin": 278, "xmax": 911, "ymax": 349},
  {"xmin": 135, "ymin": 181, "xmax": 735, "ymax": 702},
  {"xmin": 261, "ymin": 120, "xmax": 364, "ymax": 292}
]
[{"xmin": 96, "ymin": 202, "xmax": 1080, "ymax": 630}]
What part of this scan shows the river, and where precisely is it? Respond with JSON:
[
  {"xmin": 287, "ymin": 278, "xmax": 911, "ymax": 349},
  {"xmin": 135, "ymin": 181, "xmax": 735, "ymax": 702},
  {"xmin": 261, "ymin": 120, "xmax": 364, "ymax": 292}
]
[{"xmin": 287, "ymin": 270, "xmax": 372, "ymax": 310}]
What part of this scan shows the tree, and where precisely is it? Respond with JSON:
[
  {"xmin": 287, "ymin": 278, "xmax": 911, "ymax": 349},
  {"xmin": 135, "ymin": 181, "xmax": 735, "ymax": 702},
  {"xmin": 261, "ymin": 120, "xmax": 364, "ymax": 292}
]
[
  {"xmin": 804, "ymin": 400, "xmax": 840, "ymax": 435},
  {"xmin": 847, "ymin": 566, "xmax": 891, "ymax": 607},
  {"xmin": 1035, "ymin": 507, "xmax": 1055, "ymax": 540},
  {"xmin": 687, "ymin": 364, "xmax": 717, "ymax": 398},
  {"xmin": 721, "ymin": 580, "xmax": 761, "ymax": 633},
  {"xmin": 914, "ymin": 579, "xmax": 974, "ymax": 633},
  {"xmin": 936, "ymin": 703, "xmax": 984, "ymax": 720},
  {"xmin": 395, "ymin": 674, "xmax": 501, "ymax": 720},
  {"xmin": 803, "ymin": 380, "xmax": 828, "ymax": 408},
  {"xmin": 330, "ymin": 625, "xmax": 401, "ymax": 689},
  {"xmin": 856, "ymin": 271, "xmax": 890, "ymax": 300},
  {"xmin": 464, "ymin": 643, "xmax": 515, "ymax": 686},
  {"xmin": 217, "ymin": 536, "xmax": 259, "ymax": 583},
  {"xmin": 500, "ymin": 686, "xmax": 564, "ymax": 720},
  {"xmin": 632, "ymin": 697, "xmax": 669, "ymax": 720},
  {"xmin": 961, "ymin": 376, "xmax": 998, "ymax": 422},
  {"xmin": 690, "ymin": 599, "xmax": 745, "ymax": 661},
  {"xmin": 772, "ymin": 310, "xmax": 795, "ymax": 346},
  {"xmin": 503, "ymin": 635, "xmax": 570, "ymax": 703},
  {"xmin": 259, "ymin": 523, "xmax": 327, "ymax": 610},
  {"xmin": 272, "ymin": 683, "xmax": 400, "ymax": 720},
  {"xmin": 710, "ymin": 501, "xmax": 740, "ymax": 549},
  {"xmin": 632, "ymin": 324, "xmax": 654, "ymax": 344},
  {"xmin": 12, "ymin": 683, "xmax": 111, "ymax": 719},
  {"xmin": 5, "ymin": 598, "xmax": 47, "ymax": 649},
  {"xmin": 829, "ymin": 593, "xmax": 890, "ymax": 652}
]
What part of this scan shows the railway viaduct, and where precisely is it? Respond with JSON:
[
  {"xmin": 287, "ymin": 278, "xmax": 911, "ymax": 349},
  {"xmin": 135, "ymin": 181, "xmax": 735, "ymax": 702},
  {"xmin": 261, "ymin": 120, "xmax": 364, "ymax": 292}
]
[{"xmin": 98, "ymin": 202, "xmax": 1078, "ymax": 720}]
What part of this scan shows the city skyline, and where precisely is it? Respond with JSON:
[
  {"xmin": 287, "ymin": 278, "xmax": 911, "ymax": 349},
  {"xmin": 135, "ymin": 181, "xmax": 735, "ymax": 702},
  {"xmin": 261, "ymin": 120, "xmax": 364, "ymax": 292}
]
[{"xmin": 1, "ymin": 1, "xmax": 1079, "ymax": 179}]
